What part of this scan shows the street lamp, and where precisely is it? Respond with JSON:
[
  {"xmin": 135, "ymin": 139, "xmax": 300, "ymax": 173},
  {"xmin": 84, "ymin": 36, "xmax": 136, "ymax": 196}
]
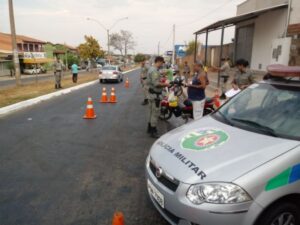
[{"xmin": 86, "ymin": 17, "xmax": 128, "ymax": 64}]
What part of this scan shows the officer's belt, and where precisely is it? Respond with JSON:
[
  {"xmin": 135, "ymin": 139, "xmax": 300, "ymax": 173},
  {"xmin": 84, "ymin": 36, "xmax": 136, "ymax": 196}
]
[{"xmin": 149, "ymin": 88, "xmax": 162, "ymax": 95}]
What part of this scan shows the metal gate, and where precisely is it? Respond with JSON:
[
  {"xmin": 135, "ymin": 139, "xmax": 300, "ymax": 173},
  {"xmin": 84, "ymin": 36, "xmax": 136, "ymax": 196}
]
[{"xmin": 235, "ymin": 24, "xmax": 255, "ymax": 64}]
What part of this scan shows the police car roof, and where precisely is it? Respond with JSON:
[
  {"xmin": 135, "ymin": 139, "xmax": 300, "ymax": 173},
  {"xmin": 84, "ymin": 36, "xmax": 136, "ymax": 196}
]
[{"xmin": 267, "ymin": 64, "xmax": 300, "ymax": 77}]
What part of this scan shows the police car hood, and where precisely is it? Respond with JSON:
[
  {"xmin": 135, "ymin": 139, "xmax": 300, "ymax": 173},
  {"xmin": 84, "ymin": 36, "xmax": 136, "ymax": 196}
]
[{"xmin": 149, "ymin": 116, "xmax": 299, "ymax": 184}]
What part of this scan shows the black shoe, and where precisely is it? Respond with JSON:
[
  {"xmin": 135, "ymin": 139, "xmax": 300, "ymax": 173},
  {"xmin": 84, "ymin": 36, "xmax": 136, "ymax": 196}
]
[
  {"xmin": 147, "ymin": 123, "xmax": 151, "ymax": 133},
  {"xmin": 55, "ymin": 84, "xmax": 58, "ymax": 89},
  {"xmin": 220, "ymin": 93, "xmax": 226, "ymax": 100},
  {"xmin": 59, "ymin": 85, "xmax": 63, "ymax": 89},
  {"xmin": 141, "ymin": 99, "xmax": 149, "ymax": 105},
  {"xmin": 150, "ymin": 126, "xmax": 160, "ymax": 139}
]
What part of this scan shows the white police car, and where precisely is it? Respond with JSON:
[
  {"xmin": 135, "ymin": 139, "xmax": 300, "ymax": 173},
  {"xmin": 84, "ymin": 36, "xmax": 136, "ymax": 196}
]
[{"xmin": 146, "ymin": 65, "xmax": 300, "ymax": 225}]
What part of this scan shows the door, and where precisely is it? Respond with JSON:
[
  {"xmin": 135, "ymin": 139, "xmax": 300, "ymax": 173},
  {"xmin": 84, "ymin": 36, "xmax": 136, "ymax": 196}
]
[{"xmin": 235, "ymin": 24, "xmax": 255, "ymax": 64}]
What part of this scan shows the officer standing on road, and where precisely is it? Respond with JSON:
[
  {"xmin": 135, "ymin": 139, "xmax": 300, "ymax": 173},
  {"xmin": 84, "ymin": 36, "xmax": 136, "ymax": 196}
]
[
  {"xmin": 147, "ymin": 56, "xmax": 170, "ymax": 138},
  {"xmin": 140, "ymin": 58, "xmax": 149, "ymax": 105},
  {"xmin": 213, "ymin": 57, "xmax": 231, "ymax": 99},
  {"xmin": 53, "ymin": 57, "xmax": 64, "ymax": 89}
]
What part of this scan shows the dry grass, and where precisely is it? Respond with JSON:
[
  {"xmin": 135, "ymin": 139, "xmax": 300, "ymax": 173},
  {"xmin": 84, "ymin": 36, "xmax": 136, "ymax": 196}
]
[{"xmin": 0, "ymin": 72, "xmax": 98, "ymax": 108}]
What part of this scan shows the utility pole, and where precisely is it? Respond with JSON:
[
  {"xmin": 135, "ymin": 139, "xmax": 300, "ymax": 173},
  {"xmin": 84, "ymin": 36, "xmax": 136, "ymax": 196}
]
[
  {"xmin": 172, "ymin": 24, "xmax": 176, "ymax": 66},
  {"xmin": 8, "ymin": 0, "xmax": 21, "ymax": 86},
  {"xmin": 107, "ymin": 29, "xmax": 110, "ymax": 64}
]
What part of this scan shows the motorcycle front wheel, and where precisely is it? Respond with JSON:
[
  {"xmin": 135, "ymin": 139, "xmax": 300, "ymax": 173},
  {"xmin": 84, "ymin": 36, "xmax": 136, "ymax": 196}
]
[{"xmin": 159, "ymin": 106, "xmax": 173, "ymax": 120}]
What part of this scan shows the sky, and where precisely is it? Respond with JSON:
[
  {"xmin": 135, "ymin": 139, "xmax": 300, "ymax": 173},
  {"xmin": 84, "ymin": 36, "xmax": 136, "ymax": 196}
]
[{"xmin": 0, "ymin": 0, "xmax": 246, "ymax": 54}]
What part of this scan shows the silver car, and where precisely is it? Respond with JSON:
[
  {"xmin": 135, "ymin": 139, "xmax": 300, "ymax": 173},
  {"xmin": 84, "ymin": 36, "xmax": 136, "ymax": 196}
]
[
  {"xmin": 146, "ymin": 73, "xmax": 300, "ymax": 225},
  {"xmin": 99, "ymin": 65, "xmax": 123, "ymax": 83}
]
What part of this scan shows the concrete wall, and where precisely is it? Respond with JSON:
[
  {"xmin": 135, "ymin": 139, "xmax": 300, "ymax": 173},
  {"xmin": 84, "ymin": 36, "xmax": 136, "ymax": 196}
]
[
  {"xmin": 237, "ymin": 0, "xmax": 288, "ymax": 15},
  {"xmin": 290, "ymin": 0, "xmax": 300, "ymax": 24},
  {"xmin": 250, "ymin": 9, "xmax": 288, "ymax": 70}
]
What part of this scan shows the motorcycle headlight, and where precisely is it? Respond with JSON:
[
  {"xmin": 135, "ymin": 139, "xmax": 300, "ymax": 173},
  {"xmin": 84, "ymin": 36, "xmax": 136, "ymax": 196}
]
[{"xmin": 186, "ymin": 183, "xmax": 251, "ymax": 204}]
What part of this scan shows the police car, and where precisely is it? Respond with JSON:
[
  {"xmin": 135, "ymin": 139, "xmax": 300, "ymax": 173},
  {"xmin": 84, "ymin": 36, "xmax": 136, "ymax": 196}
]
[{"xmin": 145, "ymin": 65, "xmax": 300, "ymax": 225}]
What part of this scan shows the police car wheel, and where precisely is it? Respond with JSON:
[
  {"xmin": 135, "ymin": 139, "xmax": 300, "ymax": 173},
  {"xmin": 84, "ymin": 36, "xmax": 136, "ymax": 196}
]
[{"xmin": 255, "ymin": 202, "xmax": 300, "ymax": 225}]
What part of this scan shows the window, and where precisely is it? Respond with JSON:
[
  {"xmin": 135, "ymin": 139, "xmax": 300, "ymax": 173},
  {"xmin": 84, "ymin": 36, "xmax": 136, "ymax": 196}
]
[{"xmin": 17, "ymin": 43, "xmax": 23, "ymax": 51}]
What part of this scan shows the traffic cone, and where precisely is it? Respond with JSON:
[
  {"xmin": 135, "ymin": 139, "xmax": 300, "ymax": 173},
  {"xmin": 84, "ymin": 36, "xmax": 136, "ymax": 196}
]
[
  {"xmin": 83, "ymin": 97, "xmax": 97, "ymax": 119},
  {"xmin": 125, "ymin": 78, "xmax": 129, "ymax": 88},
  {"xmin": 109, "ymin": 87, "xmax": 117, "ymax": 103},
  {"xmin": 100, "ymin": 87, "xmax": 108, "ymax": 103},
  {"xmin": 213, "ymin": 89, "xmax": 221, "ymax": 108},
  {"xmin": 112, "ymin": 212, "xmax": 125, "ymax": 225}
]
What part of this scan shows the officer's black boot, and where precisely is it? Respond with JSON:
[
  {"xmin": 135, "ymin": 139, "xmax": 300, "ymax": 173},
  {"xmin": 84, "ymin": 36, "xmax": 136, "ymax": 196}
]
[
  {"xmin": 150, "ymin": 126, "xmax": 160, "ymax": 139},
  {"xmin": 142, "ymin": 99, "xmax": 149, "ymax": 105},
  {"xmin": 220, "ymin": 93, "xmax": 226, "ymax": 100},
  {"xmin": 147, "ymin": 123, "xmax": 151, "ymax": 133}
]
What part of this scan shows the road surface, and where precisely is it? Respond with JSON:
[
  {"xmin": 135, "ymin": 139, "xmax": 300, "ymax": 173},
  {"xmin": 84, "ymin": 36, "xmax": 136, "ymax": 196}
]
[{"xmin": 0, "ymin": 69, "xmax": 185, "ymax": 225}]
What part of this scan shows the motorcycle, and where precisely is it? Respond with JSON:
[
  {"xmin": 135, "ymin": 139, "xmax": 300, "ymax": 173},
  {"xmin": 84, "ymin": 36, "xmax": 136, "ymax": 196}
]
[{"xmin": 159, "ymin": 77, "xmax": 215, "ymax": 122}]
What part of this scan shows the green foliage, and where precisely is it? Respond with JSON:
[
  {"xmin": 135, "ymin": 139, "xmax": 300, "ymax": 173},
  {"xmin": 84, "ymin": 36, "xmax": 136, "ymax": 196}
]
[
  {"xmin": 186, "ymin": 40, "xmax": 199, "ymax": 56},
  {"xmin": 134, "ymin": 54, "xmax": 146, "ymax": 63},
  {"xmin": 78, "ymin": 35, "xmax": 104, "ymax": 60},
  {"xmin": 63, "ymin": 53, "xmax": 79, "ymax": 66}
]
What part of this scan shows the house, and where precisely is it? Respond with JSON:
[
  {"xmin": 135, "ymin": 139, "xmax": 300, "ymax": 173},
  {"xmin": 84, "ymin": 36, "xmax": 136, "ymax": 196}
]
[
  {"xmin": 194, "ymin": 0, "xmax": 300, "ymax": 71},
  {"xmin": 0, "ymin": 32, "xmax": 53, "ymax": 76}
]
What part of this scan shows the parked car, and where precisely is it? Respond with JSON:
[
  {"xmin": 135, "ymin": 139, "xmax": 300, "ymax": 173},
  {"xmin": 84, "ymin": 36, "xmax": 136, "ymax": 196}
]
[
  {"xmin": 99, "ymin": 65, "xmax": 123, "ymax": 83},
  {"xmin": 145, "ymin": 65, "xmax": 300, "ymax": 225},
  {"xmin": 23, "ymin": 68, "xmax": 41, "ymax": 75}
]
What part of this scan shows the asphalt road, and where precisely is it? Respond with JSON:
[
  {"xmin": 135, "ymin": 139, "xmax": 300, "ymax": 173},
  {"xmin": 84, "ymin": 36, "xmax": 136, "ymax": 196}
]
[{"xmin": 0, "ymin": 69, "xmax": 185, "ymax": 225}]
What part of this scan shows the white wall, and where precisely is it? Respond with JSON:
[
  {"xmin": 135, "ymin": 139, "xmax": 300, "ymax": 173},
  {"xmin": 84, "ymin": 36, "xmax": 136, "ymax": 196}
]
[
  {"xmin": 290, "ymin": 0, "xmax": 300, "ymax": 24},
  {"xmin": 250, "ymin": 9, "xmax": 288, "ymax": 70},
  {"xmin": 237, "ymin": 0, "xmax": 288, "ymax": 15}
]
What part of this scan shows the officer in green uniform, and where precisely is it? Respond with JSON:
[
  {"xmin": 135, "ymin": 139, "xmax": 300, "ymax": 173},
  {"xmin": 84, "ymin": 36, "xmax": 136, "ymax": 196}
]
[
  {"xmin": 140, "ymin": 59, "xmax": 149, "ymax": 105},
  {"xmin": 147, "ymin": 56, "xmax": 170, "ymax": 138},
  {"xmin": 233, "ymin": 59, "xmax": 255, "ymax": 90}
]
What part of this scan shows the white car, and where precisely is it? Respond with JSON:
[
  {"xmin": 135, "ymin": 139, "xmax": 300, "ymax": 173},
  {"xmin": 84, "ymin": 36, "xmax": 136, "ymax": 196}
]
[
  {"xmin": 23, "ymin": 68, "xmax": 41, "ymax": 75},
  {"xmin": 146, "ymin": 65, "xmax": 300, "ymax": 225},
  {"xmin": 99, "ymin": 65, "xmax": 124, "ymax": 83}
]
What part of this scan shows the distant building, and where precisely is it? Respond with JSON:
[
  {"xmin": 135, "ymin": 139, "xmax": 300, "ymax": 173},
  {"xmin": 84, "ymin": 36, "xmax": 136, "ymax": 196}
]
[
  {"xmin": 194, "ymin": 0, "xmax": 300, "ymax": 71},
  {"xmin": 0, "ymin": 32, "xmax": 53, "ymax": 76}
]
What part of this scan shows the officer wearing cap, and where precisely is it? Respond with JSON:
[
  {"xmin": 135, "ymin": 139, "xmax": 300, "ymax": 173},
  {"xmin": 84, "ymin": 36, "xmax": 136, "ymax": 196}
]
[{"xmin": 147, "ymin": 56, "xmax": 170, "ymax": 138}]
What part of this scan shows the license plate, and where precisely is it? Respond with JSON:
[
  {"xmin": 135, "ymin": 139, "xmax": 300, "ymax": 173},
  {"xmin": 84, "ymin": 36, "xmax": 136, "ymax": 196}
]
[{"xmin": 147, "ymin": 179, "xmax": 165, "ymax": 208}]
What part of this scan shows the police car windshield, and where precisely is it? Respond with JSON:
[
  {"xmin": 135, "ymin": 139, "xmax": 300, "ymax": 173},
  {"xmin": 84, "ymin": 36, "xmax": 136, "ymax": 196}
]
[
  {"xmin": 103, "ymin": 66, "xmax": 117, "ymax": 70},
  {"xmin": 215, "ymin": 83, "xmax": 300, "ymax": 141}
]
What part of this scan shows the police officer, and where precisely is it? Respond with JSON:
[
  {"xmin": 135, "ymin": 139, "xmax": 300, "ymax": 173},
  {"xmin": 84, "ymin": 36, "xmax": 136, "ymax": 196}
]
[
  {"xmin": 233, "ymin": 59, "xmax": 254, "ymax": 90},
  {"xmin": 53, "ymin": 57, "xmax": 64, "ymax": 89},
  {"xmin": 147, "ymin": 56, "xmax": 170, "ymax": 138},
  {"xmin": 140, "ymin": 59, "xmax": 149, "ymax": 105}
]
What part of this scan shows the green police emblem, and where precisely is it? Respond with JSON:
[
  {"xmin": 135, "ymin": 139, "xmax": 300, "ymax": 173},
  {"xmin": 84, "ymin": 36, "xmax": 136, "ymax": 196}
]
[{"xmin": 181, "ymin": 129, "xmax": 229, "ymax": 151}]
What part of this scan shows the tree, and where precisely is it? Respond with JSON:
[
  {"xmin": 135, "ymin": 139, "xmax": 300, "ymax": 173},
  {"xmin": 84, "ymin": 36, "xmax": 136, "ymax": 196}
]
[
  {"xmin": 121, "ymin": 30, "xmax": 135, "ymax": 57},
  {"xmin": 109, "ymin": 33, "xmax": 123, "ymax": 55},
  {"xmin": 134, "ymin": 54, "xmax": 146, "ymax": 63},
  {"xmin": 109, "ymin": 30, "xmax": 135, "ymax": 57},
  {"xmin": 78, "ymin": 35, "xmax": 104, "ymax": 61},
  {"xmin": 186, "ymin": 40, "xmax": 200, "ymax": 56}
]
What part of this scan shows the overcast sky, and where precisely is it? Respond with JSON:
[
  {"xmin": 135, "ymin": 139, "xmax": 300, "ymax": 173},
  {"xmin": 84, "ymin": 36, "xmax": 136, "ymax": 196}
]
[{"xmin": 0, "ymin": 0, "xmax": 246, "ymax": 54}]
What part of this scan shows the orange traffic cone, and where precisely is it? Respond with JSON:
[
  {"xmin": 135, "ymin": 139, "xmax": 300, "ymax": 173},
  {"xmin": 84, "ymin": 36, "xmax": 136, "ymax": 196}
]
[
  {"xmin": 83, "ymin": 97, "xmax": 97, "ymax": 119},
  {"xmin": 109, "ymin": 87, "xmax": 117, "ymax": 103},
  {"xmin": 213, "ymin": 89, "xmax": 221, "ymax": 108},
  {"xmin": 100, "ymin": 87, "xmax": 108, "ymax": 103},
  {"xmin": 112, "ymin": 212, "xmax": 124, "ymax": 225},
  {"xmin": 125, "ymin": 78, "xmax": 129, "ymax": 88}
]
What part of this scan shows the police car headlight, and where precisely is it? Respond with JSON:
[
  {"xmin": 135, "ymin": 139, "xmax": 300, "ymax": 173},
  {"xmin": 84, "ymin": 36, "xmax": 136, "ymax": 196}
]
[{"xmin": 187, "ymin": 183, "xmax": 251, "ymax": 204}]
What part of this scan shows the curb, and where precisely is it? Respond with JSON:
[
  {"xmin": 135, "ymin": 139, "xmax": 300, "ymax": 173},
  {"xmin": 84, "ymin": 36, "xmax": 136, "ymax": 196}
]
[{"xmin": 0, "ymin": 68, "xmax": 139, "ymax": 117}]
